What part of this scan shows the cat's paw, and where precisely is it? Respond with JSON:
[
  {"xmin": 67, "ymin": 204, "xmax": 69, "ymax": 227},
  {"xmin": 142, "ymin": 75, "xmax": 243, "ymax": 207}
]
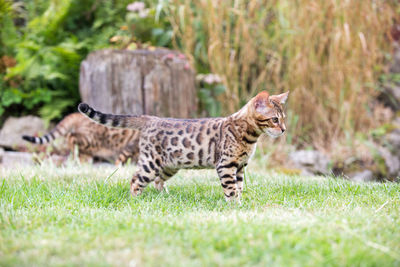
[
  {"xmin": 154, "ymin": 180, "xmax": 165, "ymax": 192},
  {"xmin": 130, "ymin": 184, "xmax": 143, "ymax": 197},
  {"xmin": 115, "ymin": 160, "xmax": 122, "ymax": 167},
  {"xmin": 225, "ymin": 192, "xmax": 242, "ymax": 205}
]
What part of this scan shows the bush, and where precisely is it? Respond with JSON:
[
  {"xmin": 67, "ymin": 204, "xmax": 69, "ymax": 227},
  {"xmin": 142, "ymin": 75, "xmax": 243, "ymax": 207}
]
[{"xmin": 0, "ymin": 0, "xmax": 134, "ymax": 122}]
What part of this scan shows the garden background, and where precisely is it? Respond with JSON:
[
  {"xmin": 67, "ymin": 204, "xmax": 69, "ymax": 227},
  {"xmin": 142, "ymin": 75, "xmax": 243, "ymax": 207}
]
[{"xmin": 1, "ymin": 0, "xmax": 400, "ymax": 178}]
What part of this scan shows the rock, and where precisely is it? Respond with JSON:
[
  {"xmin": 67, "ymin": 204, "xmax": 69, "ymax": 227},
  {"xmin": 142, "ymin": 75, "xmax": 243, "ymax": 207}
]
[
  {"xmin": 0, "ymin": 116, "xmax": 46, "ymax": 149},
  {"xmin": 0, "ymin": 151, "xmax": 34, "ymax": 167},
  {"xmin": 389, "ymin": 85, "xmax": 400, "ymax": 102},
  {"xmin": 0, "ymin": 147, "xmax": 4, "ymax": 163},
  {"xmin": 379, "ymin": 84, "xmax": 400, "ymax": 110},
  {"xmin": 389, "ymin": 43, "xmax": 400, "ymax": 74},
  {"xmin": 393, "ymin": 116, "xmax": 400, "ymax": 127},
  {"xmin": 378, "ymin": 146, "xmax": 400, "ymax": 178},
  {"xmin": 289, "ymin": 150, "xmax": 330, "ymax": 175},
  {"xmin": 385, "ymin": 129, "xmax": 400, "ymax": 152},
  {"xmin": 349, "ymin": 170, "xmax": 375, "ymax": 182}
]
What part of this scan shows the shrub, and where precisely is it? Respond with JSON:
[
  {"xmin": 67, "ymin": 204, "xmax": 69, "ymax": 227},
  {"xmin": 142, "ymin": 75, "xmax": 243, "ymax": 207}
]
[{"xmin": 0, "ymin": 0, "xmax": 134, "ymax": 122}]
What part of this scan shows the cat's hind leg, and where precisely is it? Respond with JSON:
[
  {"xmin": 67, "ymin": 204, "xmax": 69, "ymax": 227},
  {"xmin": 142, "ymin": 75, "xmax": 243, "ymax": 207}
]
[
  {"xmin": 115, "ymin": 150, "xmax": 129, "ymax": 166},
  {"xmin": 67, "ymin": 132, "xmax": 94, "ymax": 163},
  {"xmin": 116, "ymin": 144, "xmax": 140, "ymax": 166},
  {"xmin": 130, "ymin": 158, "xmax": 163, "ymax": 196}
]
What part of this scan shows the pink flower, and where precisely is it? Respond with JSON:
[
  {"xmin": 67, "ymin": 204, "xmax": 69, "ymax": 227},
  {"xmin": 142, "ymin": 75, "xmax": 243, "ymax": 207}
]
[
  {"xmin": 127, "ymin": 2, "xmax": 145, "ymax": 12},
  {"xmin": 203, "ymin": 74, "xmax": 222, "ymax": 84}
]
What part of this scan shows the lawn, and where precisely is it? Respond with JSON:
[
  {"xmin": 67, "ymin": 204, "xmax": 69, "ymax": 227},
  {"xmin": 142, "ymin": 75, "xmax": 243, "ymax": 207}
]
[{"xmin": 0, "ymin": 163, "xmax": 399, "ymax": 266}]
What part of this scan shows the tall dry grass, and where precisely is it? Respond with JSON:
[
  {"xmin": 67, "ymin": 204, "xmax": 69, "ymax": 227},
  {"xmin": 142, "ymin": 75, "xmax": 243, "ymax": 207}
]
[{"xmin": 167, "ymin": 0, "xmax": 397, "ymax": 148}]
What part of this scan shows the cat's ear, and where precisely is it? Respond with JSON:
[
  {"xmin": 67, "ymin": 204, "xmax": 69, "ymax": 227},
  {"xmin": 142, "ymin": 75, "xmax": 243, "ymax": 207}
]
[
  {"xmin": 270, "ymin": 91, "xmax": 289, "ymax": 104},
  {"xmin": 254, "ymin": 91, "xmax": 269, "ymax": 112}
]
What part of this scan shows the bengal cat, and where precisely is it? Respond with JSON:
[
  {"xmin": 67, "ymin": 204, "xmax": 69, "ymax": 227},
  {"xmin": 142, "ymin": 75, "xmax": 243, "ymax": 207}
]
[
  {"xmin": 78, "ymin": 91, "xmax": 288, "ymax": 201},
  {"xmin": 22, "ymin": 112, "xmax": 140, "ymax": 165}
]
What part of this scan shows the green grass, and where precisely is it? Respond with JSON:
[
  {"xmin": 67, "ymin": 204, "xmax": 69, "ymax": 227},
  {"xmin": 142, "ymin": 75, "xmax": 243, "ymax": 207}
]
[{"xmin": 0, "ymin": 163, "xmax": 399, "ymax": 267}]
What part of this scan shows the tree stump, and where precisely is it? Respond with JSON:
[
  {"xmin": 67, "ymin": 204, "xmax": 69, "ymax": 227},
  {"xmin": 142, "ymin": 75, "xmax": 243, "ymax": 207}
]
[{"xmin": 79, "ymin": 49, "xmax": 197, "ymax": 118}]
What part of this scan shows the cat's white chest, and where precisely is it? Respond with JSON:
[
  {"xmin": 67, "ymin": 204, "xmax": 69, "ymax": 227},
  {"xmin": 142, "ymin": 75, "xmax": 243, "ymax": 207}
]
[{"xmin": 248, "ymin": 144, "xmax": 257, "ymax": 161}]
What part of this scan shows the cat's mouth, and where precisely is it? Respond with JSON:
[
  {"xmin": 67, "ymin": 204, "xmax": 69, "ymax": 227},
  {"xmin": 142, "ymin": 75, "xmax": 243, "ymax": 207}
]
[{"xmin": 265, "ymin": 129, "xmax": 285, "ymax": 138}]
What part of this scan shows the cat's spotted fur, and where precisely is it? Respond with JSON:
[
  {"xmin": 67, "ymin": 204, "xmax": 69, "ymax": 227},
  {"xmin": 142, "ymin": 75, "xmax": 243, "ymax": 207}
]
[
  {"xmin": 78, "ymin": 91, "xmax": 288, "ymax": 200},
  {"xmin": 22, "ymin": 113, "xmax": 140, "ymax": 165}
]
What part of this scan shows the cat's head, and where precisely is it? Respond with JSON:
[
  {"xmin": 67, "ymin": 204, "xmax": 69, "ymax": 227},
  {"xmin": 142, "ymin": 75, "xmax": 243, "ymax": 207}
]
[{"xmin": 251, "ymin": 91, "xmax": 289, "ymax": 138}]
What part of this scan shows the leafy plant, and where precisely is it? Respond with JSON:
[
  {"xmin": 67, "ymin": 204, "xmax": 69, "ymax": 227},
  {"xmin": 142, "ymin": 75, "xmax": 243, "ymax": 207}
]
[
  {"xmin": 0, "ymin": 0, "xmax": 16, "ymax": 56},
  {"xmin": 197, "ymin": 73, "xmax": 225, "ymax": 117},
  {"xmin": 109, "ymin": 1, "xmax": 173, "ymax": 49},
  {"xmin": 0, "ymin": 0, "xmax": 135, "ymax": 121}
]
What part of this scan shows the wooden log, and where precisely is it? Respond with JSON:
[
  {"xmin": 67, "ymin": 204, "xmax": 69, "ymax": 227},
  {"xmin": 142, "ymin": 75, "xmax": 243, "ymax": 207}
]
[{"xmin": 79, "ymin": 49, "xmax": 197, "ymax": 118}]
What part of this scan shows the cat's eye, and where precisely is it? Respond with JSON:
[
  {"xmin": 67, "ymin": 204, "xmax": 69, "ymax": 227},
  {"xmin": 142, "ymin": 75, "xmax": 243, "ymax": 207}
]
[{"xmin": 272, "ymin": 117, "xmax": 279, "ymax": 123}]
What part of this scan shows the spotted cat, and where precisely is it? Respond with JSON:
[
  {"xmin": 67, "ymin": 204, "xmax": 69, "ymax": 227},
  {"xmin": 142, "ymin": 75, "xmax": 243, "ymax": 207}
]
[
  {"xmin": 22, "ymin": 112, "xmax": 140, "ymax": 165},
  {"xmin": 78, "ymin": 91, "xmax": 288, "ymax": 200}
]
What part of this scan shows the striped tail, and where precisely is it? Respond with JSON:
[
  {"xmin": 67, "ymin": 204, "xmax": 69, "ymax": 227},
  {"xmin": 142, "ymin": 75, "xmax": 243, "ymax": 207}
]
[
  {"xmin": 77, "ymin": 103, "xmax": 147, "ymax": 130},
  {"xmin": 22, "ymin": 113, "xmax": 79, "ymax": 144},
  {"xmin": 22, "ymin": 134, "xmax": 56, "ymax": 144}
]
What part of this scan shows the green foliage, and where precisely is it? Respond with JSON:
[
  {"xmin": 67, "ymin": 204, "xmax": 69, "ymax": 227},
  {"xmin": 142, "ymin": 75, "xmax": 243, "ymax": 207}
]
[
  {"xmin": 5, "ymin": 38, "xmax": 84, "ymax": 119},
  {"xmin": 0, "ymin": 0, "xmax": 136, "ymax": 121},
  {"xmin": 1, "ymin": 0, "xmax": 89, "ymax": 120},
  {"xmin": 108, "ymin": 0, "xmax": 173, "ymax": 49},
  {"xmin": 0, "ymin": 0, "xmax": 18, "ymax": 56},
  {"xmin": 126, "ymin": 6, "xmax": 172, "ymax": 47},
  {"xmin": 198, "ymin": 83, "xmax": 225, "ymax": 117}
]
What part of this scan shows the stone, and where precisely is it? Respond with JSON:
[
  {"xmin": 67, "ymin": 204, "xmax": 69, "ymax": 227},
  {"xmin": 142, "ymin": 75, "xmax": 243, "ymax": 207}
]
[
  {"xmin": 389, "ymin": 43, "xmax": 400, "ymax": 74},
  {"xmin": 389, "ymin": 85, "xmax": 400, "ymax": 102},
  {"xmin": 393, "ymin": 116, "xmax": 400, "ymax": 127},
  {"xmin": 0, "ymin": 151, "xmax": 34, "ymax": 167},
  {"xmin": 349, "ymin": 170, "xmax": 375, "ymax": 182},
  {"xmin": 0, "ymin": 116, "xmax": 46, "ymax": 149},
  {"xmin": 378, "ymin": 146, "xmax": 400, "ymax": 178},
  {"xmin": 289, "ymin": 150, "xmax": 330, "ymax": 175},
  {"xmin": 379, "ymin": 84, "xmax": 400, "ymax": 110},
  {"xmin": 385, "ymin": 129, "xmax": 400, "ymax": 153}
]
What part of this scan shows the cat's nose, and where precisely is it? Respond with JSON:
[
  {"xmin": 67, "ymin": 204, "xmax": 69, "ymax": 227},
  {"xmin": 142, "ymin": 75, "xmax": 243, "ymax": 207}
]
[{"xmin": 281, "ymin": 128, "xmax": 285, "ymax": 133}]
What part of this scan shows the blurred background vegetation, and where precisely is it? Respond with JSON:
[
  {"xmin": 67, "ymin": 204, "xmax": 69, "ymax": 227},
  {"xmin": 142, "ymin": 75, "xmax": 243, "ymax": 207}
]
[{"xmin": 0, "ymin": 0, "xmax": 398, "ymax": 152}]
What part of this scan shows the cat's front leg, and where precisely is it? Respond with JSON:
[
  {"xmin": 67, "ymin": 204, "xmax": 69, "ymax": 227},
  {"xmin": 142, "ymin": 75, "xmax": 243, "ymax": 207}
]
[
  {"xmin": 216, "ymin": 161, "xmax": 239, "ymax": 201},
  {"xmin": 236, "ymin": 165, "xmax": 246, "ymax": 197},
  {"xmin": 154, "ymin": 168, "xmax": 178, "ymax": 193}
]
